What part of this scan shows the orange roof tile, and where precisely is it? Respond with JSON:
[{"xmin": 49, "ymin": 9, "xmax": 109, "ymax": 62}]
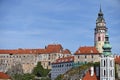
[
  {"xmin": 74, "ymin": 46, "xmax": 100, "ymax": 55},
  {"xmin": 0, "ymin": 72, "xmax": 11, "ymax": 79},
  {"xmin": 83, "ymin": 70, "xmax": 99, "ymax": 80},
  {"xmin": 0, "ymin": 44, "xmax": 71, "ymax": 54},
  {"xmin": 53, "ymin": 56, "xmax": 74, "ymax": 64}
]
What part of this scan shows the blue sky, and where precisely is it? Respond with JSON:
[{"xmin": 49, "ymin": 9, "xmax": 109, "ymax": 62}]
[{"xmin": 0, "ymin": 0, "xmax": 120, "ymax": 54}]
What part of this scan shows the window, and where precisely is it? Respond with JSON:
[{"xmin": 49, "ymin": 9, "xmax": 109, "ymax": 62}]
[
  {"xmin": 104, "ymin": 70, "xmax": 106, "ymax": 76},
  {"xmin": 105, "ymin": 37, "xmax": 108, "ymax": 41},
  {"xmin": 78, "ymin": 56, "xmax": 79, "ymax": 59},
  {"xmin": 85, "ymin": 55, "xmax": 87, "ymax": 58},
  {"xmin": 48, "ymin": 62, "xmax": 51, "ymax": 66},
  {"xmin": 92, "ymin": 55, "xmax": 93, "ymax": 58},
  {"xmin": 104, "ymin": 60, "xmax": 106, "ymax": 67},
  {"xmin": 98, "ymin": 37, "xmax": 101, "ymax": 41}
]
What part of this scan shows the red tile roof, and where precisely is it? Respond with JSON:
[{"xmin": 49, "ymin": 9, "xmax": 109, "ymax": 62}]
[
  {"xmin": 46, "ymin": 44, "xmax": 63, "ymax": 53},
  {"xmin": 63, "ymin": 49, "xmax": 71, "ymax": 54},
  {"xmin": 75, "ymin": 46, "xmax": 100, "ymax": 55},
  {"xmin": 115, "ymin": 56, "xmax": 120, "ymax": 64},
  {"xmin": 83, "ymin": 70, "xmax": 99, "ymax": 80},
  {"xmin": 0, "ymin": 72, "xmax": 11, "ymax": 79},
  {"xmin": 53, "ymin": 56, "xmax": 74, "ymax": 64},
  {"xmin": 0, "ymin": 44, "xmax": 71, "ymax": 54}
]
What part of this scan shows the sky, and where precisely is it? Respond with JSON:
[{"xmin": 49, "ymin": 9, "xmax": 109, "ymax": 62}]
[{"xmin": 0, "ymin": 0, "xmax": 120, "ymax": 54}]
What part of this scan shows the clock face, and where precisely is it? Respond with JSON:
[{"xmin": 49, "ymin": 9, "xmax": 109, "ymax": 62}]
[
  {"xmin": 97, "ymin": 23, "xmax": 100, "ymax": 26},
  {"xmin": 103, "ymin": 23, "xmax": 105, "ymax": 26}
]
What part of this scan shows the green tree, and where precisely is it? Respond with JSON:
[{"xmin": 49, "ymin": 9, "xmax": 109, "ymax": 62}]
[
  {"xmin": 22, "ymin": 73, "xmax": 35, "ymax": 80},
  {"xmin": 12, "ymin": 74, "xmax": 23, "ymax": 80},
  {"xmin": 12, "ymin": 73, "xmax": 35, "ymax": 80},
  {"xmin": 32, "ymin": 62, "xmax": 44, "ymax": 77},
  {"xmin": 32, "ymin": 62, "xmax": 50, "ymax": 77}
]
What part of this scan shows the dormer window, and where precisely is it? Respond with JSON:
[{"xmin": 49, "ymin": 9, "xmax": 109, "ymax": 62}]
[
  {"xmin": 60, "ymin": 49, "xmax": 62, "ymax": 53},
  {"xmin": 90, "ymin": 50, "xmax": 93, "ymax": 53}
]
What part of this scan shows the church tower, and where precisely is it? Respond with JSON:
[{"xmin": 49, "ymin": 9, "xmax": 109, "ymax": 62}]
[
  {"xmin": 100, "ymin": 33, "xmax": 115, "ymax": 80},
  {"xmin": 94, "ymin": 7, "xmax": 107, "ymax": 53}
]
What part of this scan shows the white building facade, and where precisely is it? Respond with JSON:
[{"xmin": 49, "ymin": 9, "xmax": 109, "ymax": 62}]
[
  {"xmin": 51, "ymin": 56, "xmax": 74, "ymax": 80},
  {"xmin": 100, "ymin": 33, "xmax": 115, "ymax": 80}
]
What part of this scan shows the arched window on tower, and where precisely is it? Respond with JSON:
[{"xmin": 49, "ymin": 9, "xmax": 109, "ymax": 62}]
[{"xmin": 98, "ymin": 37, "xmax": 101, "ymax": 41}]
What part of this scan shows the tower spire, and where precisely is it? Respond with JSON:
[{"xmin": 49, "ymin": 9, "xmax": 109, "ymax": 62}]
[
  {"xmin": 100, "ymin": 3, "xmax": 102, "ymax": 13},
  {"xmin": 94, "ymin": 3, "xmax": 107, "ymax": 53},
  {"xmin": 96, "ymin": 3, "xmax": 105, "ymax": 24}
]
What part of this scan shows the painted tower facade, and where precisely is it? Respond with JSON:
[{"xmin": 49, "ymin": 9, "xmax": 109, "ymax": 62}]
[
  {"xmin": 94, "ymin": 8, "xmax": 107, "ymax": 53},
  {"xmin": 100, "ymin": 33, "xmax": 115, "ymax": 80}
]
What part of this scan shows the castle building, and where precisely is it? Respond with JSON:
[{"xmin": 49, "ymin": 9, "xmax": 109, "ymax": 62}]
[
  {"xmin": 0, "ymin": 49, "xmax": 38, "ymax": 73},
  {"xmin": 100, "ymin": 33, "xmax": 115, "ymax": 80},
  {"xmin": 94, "ymin": 7, "xmax": 107, "ymax": 53},
  {"xmin": 0, "ymin": 44, "xmax": 71, "ymax": 73},
  {"xmin": 37, "ymin": 44, "xmax": 71, "ymax": 69}
]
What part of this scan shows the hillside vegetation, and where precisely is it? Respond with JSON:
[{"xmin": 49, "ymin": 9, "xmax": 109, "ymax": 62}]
[{"xmin": 55, "ymin": 62, "xmax": 100, "ymax": 80}]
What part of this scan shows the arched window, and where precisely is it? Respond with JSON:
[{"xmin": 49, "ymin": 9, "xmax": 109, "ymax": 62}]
[
  {"xmin": 104, "ymin": 70, "xmax": 106, "ymax": 76},
  {"xmin": 78, "ymin": 56, "xmax": 79, "ymax": 59},
  {"xmin": 104, "ymin": 60, "xmax": 106, "ymax": 67},
  {"xmin": 98, "ymin": 37, "xmax": 101, "ymax": 41},
  {"xmin": 48, "ymin": 62, "xmax": 51, "ymax": 66},
  {"xmin": 85, "ymin": 55, "xmax": 87, "ymax": 58}
]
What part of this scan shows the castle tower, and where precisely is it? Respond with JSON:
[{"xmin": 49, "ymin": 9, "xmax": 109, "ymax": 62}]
[
  {"xmin": 100, "ymin": 33, "xmax": 115, "ymax": 80},
  {"xmin": 94, "ymin": 7, "xmax": 107, "ymax": 53}
]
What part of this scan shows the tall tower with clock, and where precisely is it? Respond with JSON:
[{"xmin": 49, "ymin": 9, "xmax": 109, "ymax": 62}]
[{"xmin": 94, "ymin": 7, "xmax": 108, "ymax": 53}]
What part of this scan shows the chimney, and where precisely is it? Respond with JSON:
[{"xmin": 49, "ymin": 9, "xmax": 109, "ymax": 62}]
[{"xmin": 90, "ymin": 66, "xmax": 94, "ymax": 76}]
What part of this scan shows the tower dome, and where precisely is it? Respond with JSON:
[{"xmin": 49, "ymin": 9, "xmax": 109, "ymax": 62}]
[{"xmin": 102, "ymin": 33, "xmax": 112, "ymax": 56}]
